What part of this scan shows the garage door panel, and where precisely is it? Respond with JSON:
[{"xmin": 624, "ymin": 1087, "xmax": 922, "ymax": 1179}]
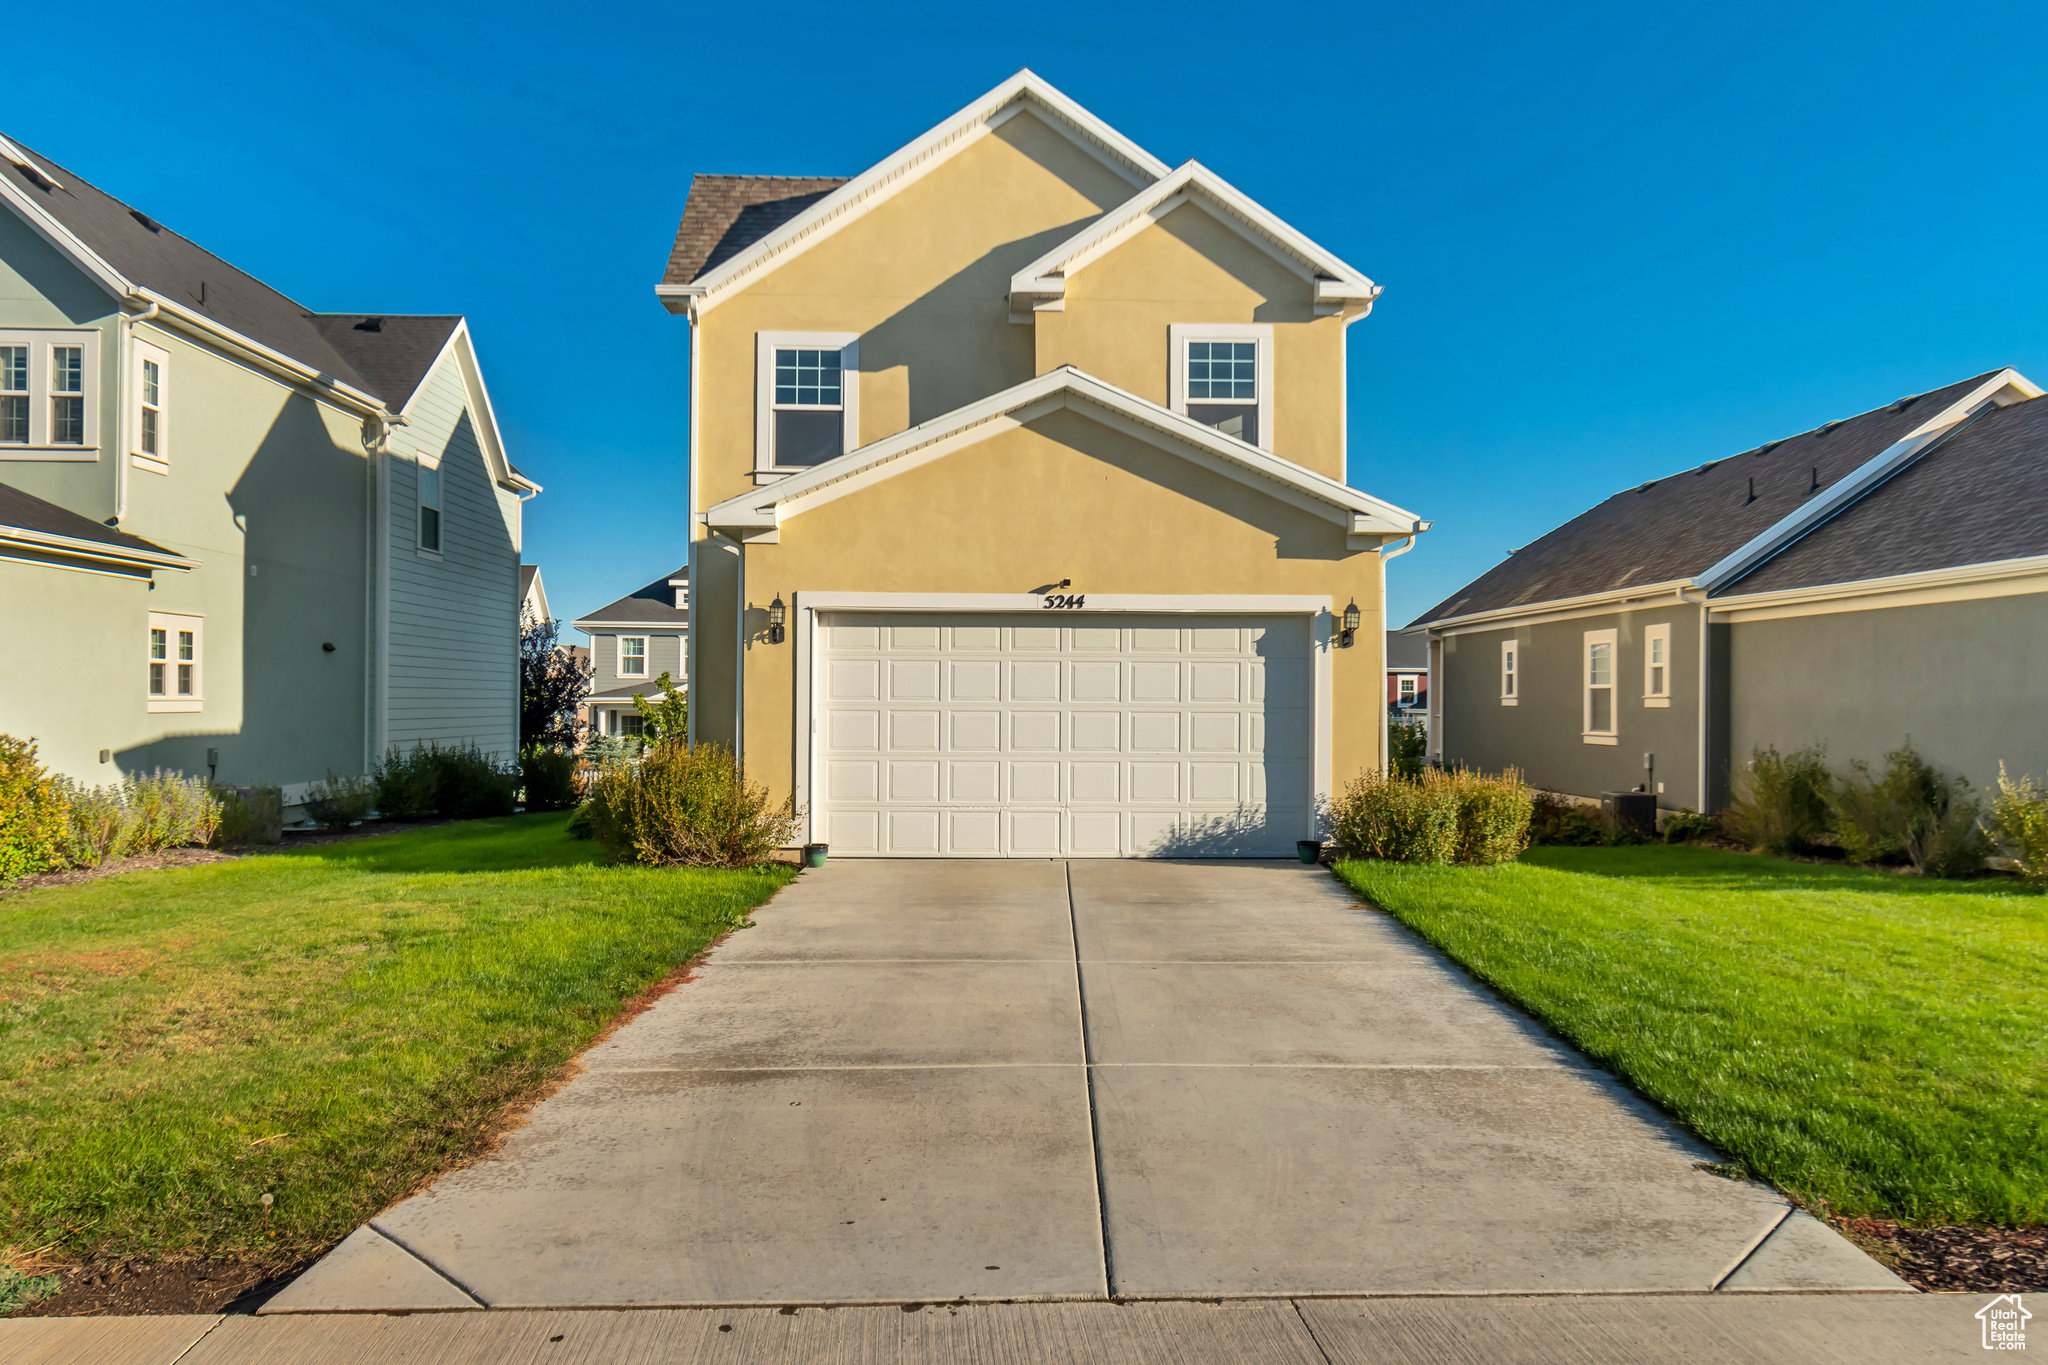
[
  {"xmin": 1189, "ymin": 762, "xmax": 1240, "ymax": 802},
  {"xmin": 949, "ymin": 761, "xmax": 999, "ymax": 802},
  {"xmin": 1008, "ymin": 810, "xmax": 1061, "ymax": 854},
  {"xmin": 1072, "ymin": 626, "xmax": 1119, "ymax": 651},
  {"xmin": 830, "ymin": 810, "xmax": 880, "ymax": 853},
  {"xmin": 830, "ymin": 710, "xmax": 880, "ymax": 750},
  {"xmin": 951, "ymin": 711, "xmax": 1001, "ymax": 749},
  {"xmin": 1130, "ymin": 712, "xmax": 1180, "ymax": 751},
  {"xmin": 1009, "ymin": 761, "xmax": 1061, "ymax": 803},
  {"xmin": 1010, "ymin": 712, "xmax": 1061, "ymax": 750},
  {"xmin": 1130, "ymin": 662, "xmax": 1180, "ymax": 701},
  {"xmin": 1070, "ymin": 761, "xmax": 1120, "ymax": 802},
  {"xmin": 830, "ymin": 659, "xmax": 880, "ymax": 700},
  {"xmin": 950, "ymin": 661, "xmax": 1001, "ymax": 700},
  {"xmin": 1189, "ymin": 712, "xmax": 1240, "ymax": 751},
  {"xmin": 890, "ymin": 624, "xmax": 941, "ymax": 651},
  {"xmin": 1190, "ymin": 626, "xmax": 1240, "ymax": 652},
  {"xmin": 1013, "ymin": 625, "xmax": 1062, "ymax": 650},
  {"xmin": 889, "ymin": 710, "xmax": 939, "ymax": 750},
  {"xmin": 952, "ymin": 624, "xmax": 1001, "ymax": 649},
  {"xmin": 888, "ymin": 761, "xmax": 939, "ymax": 801},
  {"xmin": 1130, "ymin": 762, "xmax": 1180, "ymax": 802},
  {"xmin": 1131, "ymin": 627, "xmax": 1178, "ymax": 651},
  {"xmin": 1071, "ymin": 712, "xmax": 1121, "ymax": 751},
  {"xmin": 1130, "ymin": 810, "xmax": 1181, "ymax": 850},
  {"xmin": 1189, "ymin": 662, "xmax": 1241, "ymax": 701},
  {"xmin": 1070, "ymin": 661, "xmax": 1120, "ymax": 700},
  {"xmin": 830, "ymin": 623, "xmax": 880, "ymax": 651},
  {"xmin": 889, "ymin": 660, "xmax": 940, "ymax": 700},
  {"xmin": 1072, "ymin": 811, "xmax": 1122, "ymax": 853},
  {"xmin": 1010, "ymin": 661, "xmax": 1061, "ymax": 701},
  {"xmin": 948, "ymin": 811, "xmax": 1000, "ymax": 854},
  {"xmin": 889, "ymin": 810, "xmax": 942, "ymax": 853},
  {"xmin": 828, "ymin": 761, "xmax": 879, "ymax": 801}
]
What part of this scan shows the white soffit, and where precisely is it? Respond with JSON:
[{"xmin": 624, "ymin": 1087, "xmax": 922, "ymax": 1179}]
[
  {"xmin": 705, "ymin": 365, "xmax": 1424, "ymax": 540},
  {"xmin": 660, "ymin": 71, "xmax": 1171, "ymax": 319},
  {"xmin": 1008, "ymin": 160, "xmax": 1382, "ymax": 318}
]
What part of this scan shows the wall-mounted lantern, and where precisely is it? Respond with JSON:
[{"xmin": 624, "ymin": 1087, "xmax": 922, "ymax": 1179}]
[
  {"xmin": 768, "ymin": 595, "xmax": 786, "ymax": 645},
  {"xmin": 1340, "ymin": 600, "xmax": 1361, "ymax": 648}
]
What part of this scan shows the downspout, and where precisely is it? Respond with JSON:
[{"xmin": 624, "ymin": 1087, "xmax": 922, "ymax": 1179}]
[
  {"xmin": 1680, "ymin": 583, "xmax": 1709, "ymax": 811},
  {"xmin": 1376, "ymin": 532, "xmax": 1420, "ymax": 774},
  {"xmin": 114, "ymin": 297, "xmax": 159, "ymax": 524},
  {"xmin": 685, "ymin": 313, "xmax": 701, "ymax": 750}
]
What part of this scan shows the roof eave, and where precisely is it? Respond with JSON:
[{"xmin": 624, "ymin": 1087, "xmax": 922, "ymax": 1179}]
[{"xmin": 0, "ymin": 524, "xmax": 198, "ymax": 571}]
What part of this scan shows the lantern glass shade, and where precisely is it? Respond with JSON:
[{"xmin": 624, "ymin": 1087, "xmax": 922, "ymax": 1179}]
[
  {"xmin": 768, "ymin": 596, "xmax": 786, "ymax": 628},
  {"xmin": 1342, "ymin": 601, "xmax": 1361, "ymax": 633}
]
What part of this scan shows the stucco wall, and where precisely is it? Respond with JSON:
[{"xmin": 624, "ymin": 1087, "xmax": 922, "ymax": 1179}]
[
  {"xmin": 0, "ymin": 556, "xmax": 154, "ymax": 779},
  {"xmin": 1437, "ymin": 603, "xmax": 1704, "ymax": 808},
  {"xmin": 1727, "ymin": 593, "xmax": 2048, "ymax": 794},
  {"xmin": 0, "ymin": 210, "xmax": 122, "ymax": 519}
]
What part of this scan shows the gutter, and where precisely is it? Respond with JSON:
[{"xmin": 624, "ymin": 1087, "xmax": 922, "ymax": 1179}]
[
  {"xmin": 133, "ymin": 289, "xmax": 392, "ymax": 419},
  {"xmin": 0, "ymin": 523, "xmax": 198, "ymax": 571},
  {"xmin": 1376, "ymin": 531, "xmax": 1422, "ymax": 775}
]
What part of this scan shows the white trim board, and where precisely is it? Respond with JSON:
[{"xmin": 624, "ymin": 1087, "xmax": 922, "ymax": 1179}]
[{"xmin": 1709, "ymin": 554, "xmax": 2048, "ymax": 623}]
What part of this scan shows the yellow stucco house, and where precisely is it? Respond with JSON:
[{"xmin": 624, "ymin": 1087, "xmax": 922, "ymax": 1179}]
[{"xmin": 658, "ymin": 72, "xmax": 1427, "ymax": 858}]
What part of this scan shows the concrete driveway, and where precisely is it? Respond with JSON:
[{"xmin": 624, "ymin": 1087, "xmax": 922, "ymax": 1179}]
[{"xmin": 267, "ymin": 860, "xmax": 1902, "ymax": 1311}]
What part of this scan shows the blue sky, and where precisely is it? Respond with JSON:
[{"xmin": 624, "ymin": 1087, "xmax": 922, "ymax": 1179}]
[{"xmin": 7, "ymin": 0, "xmax": 2044, "ymax": 627}]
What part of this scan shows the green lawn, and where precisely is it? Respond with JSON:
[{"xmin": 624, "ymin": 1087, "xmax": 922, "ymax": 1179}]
[
  {"xmin": 1335, "ymin": 846, "xmax": 2048, "ymax": 1226},
  {"xmin": 0, "ymin": 813, "xmax": 793, "ymax": 1269}
]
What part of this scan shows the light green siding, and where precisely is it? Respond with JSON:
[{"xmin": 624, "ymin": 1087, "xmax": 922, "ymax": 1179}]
[{"xmin": 0, "ymin": 556, "xmax": 152, "ymax": 778}]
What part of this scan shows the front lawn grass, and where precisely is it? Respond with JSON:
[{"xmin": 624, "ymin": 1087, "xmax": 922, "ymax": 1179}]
[
  {"xmin": 0, "ymin": 812, "xmax": 793, "ymax": 1269},
  {"xmin": 1334, "ymin": 845, "xmax": 2048, "ymax": 1225}
]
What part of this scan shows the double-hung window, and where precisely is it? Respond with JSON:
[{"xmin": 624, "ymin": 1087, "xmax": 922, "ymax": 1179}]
[
  {"xmin": 1583, "ymin": 628, "xmax": 1618, "ymax": 743},
  {"xmin": 418, "ymin": 463, "xmax": 442, "ymax": 553},
  {"xmin": 133, "ymin": 340, "xmax": 169, "ymax": 464},
  {"xmin": 1397, "ymin": 675, "xmax": 1418, "ymax": 707},
  {"xmin": 147, "ymin": 612, "xmax": 203, "ymax": 712},
  {"xmin": 618, "ymin": 636, "xmax": 648, "ymax": 678},
  {"xmin": 1642, "ymin": 623, "xmax": 1672, "ymax": 707},
  {"xmin": 756, "ymin": 333, "xmax": 858, "ymax": 474},
  {"xmin": 0, "ymin": 330, "xmax": 99, "ymax": 453},
  {"xmin": 1170, "ymin": 323, "xmax": 1273, "ymax": 450},
  {"xmin": 1500, "ymin": 640, "xmax": 1518, "ymax": 705}
]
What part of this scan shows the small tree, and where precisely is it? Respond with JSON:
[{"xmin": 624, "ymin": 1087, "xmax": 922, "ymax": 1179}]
[
  {"xmin": 520, "ymin": 609, "xmax": 591, "ymax": 750},
  {"xmin": 633, "ymin": 671, "xmax": 689, "ymax": 745}
]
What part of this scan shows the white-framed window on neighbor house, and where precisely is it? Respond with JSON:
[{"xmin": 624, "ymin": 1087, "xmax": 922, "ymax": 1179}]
[
  {"xmin": 1396, "ymin": 674, "xmax": 1418, "ymax": 707},
  {"xmin": 756, "ymin": 332, "xmax": 859, "ymax": 474},
  {"xmin": 1169, "ymin": 323, "xmax": 1273, "ymax": 449},
  {"xmin": 417, "ymin": 462, "xmax": 443, "ymax": 553},
  {"xmin": 132, "ymin": 340, "xmax": 169, "ymax": 467},
  {"xmin": 1643, "ymin": 623, "xmax": 1672, "ymax": 708},
  {"xmin": 1500, "ymin": 639, "xmax": 1519, "ymax": 705},
  {"xmin": 618, "ymin": 636, "xmax": 648, "ymax": 677},
  {"xmin": 147, "ymin": 612, "xmax": 203, "ymax": 713},
  {"xmin": 0, "ymin": 329, "xmax": 100, "ymax": 454},
  {"xmin": 1583, "ymin": 628, "xmax": 1618, "ymax": 744}
]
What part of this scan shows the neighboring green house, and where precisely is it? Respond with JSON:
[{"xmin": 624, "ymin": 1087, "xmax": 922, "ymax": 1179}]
[{"xmin": 0, "ymin": 133, "xmax": 540, "ymax": 800}]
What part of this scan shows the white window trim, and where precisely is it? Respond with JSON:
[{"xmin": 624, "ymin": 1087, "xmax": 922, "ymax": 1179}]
[
  {"xmin": 617, "ymin": 635, "xmax": 650, "ymax": 678},
  {"xmin": 1583, "ymin": 627, "xmax": 1618, "ymax": 744},
  {"xmin": 1642, "ymin": 622, "xmax": 1673, "ymax": 708},
  {"xmin": 1168, "ymin": 322, "xmax": 1274, "ymax": 451},
  {"xmin": 147, "ymin": 611, "xmax": 204, "ymax": 713},
  {"xmin": 416, "ymin": 458, "xmax": 444, "ymax": 558},
  {"xmin": 1499, "ymin": 638, "xmax": 1519, "ymax": 706},
  {"xmin": 0, "ymin": 328, "xmax": 101, "ymax": 458},
  {"xmin": 131, "ymin": 338, "xmax": 170, "ymax": 472},
  {"xmin": 755, "ymin": 332, "xmax": 859, "ymax": 477}
]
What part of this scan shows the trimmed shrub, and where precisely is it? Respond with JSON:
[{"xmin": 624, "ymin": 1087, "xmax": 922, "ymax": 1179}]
[
  {"xmin": 1662, "ymin": 808, "xmax": 1717, "ymax": 844},
  {"xmin": 1830, "ymin": 745, "xmax": 1987, "ymax": 878},
  {"xmin": 121, "ymin": 769, "xmax": 222, "ymax": 853},
  {"xmin": 371, "ymin": 742, "xmax": 517, "ymax": 820},
  {"xmin": 1529, "ymin": 790, "xmax": 1602, "ymax": 846},
  {"xmin": 304, "ymin": 773, "xmax": 374, "ymax": 832},
  {"xmin": 584, "ymin": 742, "xmax": 800, "ymax": 868},
  {"xmin": 1387, "ymin": 717, "xmax": 1428, "ymax": 780},
  {"xmin": 215, "ymin": 784, "xmax": 283, "ymax": 846},
  {"xmin": 0, "ymin": 735, "xmax": 70, "ymax": 883},
  {"xmin": 372, "ymin": 744, "xmax": 440, "ymax": 820},
  {"xmin": 520, "ymin": 746, "xmax": 580, "ymax": 812},
  {"xmin": 1990, "ymin": 764, "xmax": 2048, "ymax": 890},
  {"xmin": 1330, "ymin": 767, "xmax": 1531, "ymax": 866},
  {"xmin": 1722, "ymin": 744, "xmax": 1833, "ymax": 857}
]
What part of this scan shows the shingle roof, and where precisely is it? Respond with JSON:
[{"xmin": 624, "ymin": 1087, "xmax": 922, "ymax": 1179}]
[
  {"xmin": 0, "ymin": 479, "xmax": 183, "ymax": 561},
  {"xmin": 1384, "ymin": 630, "xmax": 1429, "ymax": 669},
  {"xmin": 661, "ymin": 175, "xmax": 850, "ymax": 286},
  {"xmin": 1411, "ymin": 371, "xmax": 2003, "ymax": 625},
  {"xmin": 573, "ymin": 567, "xmax": 691, "ymax": 627},
  {"xmin": 3, "ymin": 138, "xmax": 457, "ymax": 409},
  {"xmin": 1720, "ymin": 395, "xmax": 2048, "ymax": 595}
]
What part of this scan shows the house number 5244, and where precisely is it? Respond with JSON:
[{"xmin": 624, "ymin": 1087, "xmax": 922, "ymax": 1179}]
[{"xmin": 1041, "ymin": 593, "xmax": 1086, "ymax": 609}]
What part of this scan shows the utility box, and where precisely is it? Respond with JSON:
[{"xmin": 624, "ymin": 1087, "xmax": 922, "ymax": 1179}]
[{"xmin": 1600, "ymin": 791, "xmax": 1658, "ymax": 840}]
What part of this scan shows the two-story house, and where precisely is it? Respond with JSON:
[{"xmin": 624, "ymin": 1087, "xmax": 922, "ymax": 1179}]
[
  {"xmin": 0, "ymin": 133, "xmax": 538, "ymax": 798},
  {"xmin": 657, "ymin": 72, "xmax": 1427, "ymax": 857},
  {"xmin": 572, "ymin": 567, "xmax": 689, "ymax": 737}
]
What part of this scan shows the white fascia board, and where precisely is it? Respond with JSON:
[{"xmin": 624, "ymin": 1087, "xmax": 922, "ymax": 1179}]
[
  {"xmin": 673, "ymin": 71, "xmax": 1169, "ymax": 320},
  {"xmin": 1696, "ymin": 368, "xmax": 2041, "ymax": 592},
  {"xmin": 134, "ymin": 291, "xmax": 391, "ymax": 418},
  {"xmin": 1008, "ymin": 160, "xmax": 1382, "ymax": 314},
  {"xmin": 1707, "ymin": 552, "xmax": 2048, "ymax": 614},
  {"xmin": 0, "ymin": 172, "xmax": 131, "ymax": 299},
  {"xmin": 1418, "ymin": 578, "xmax": 1697, "ymax": 634},
  {"xmin": 704, "ymin": 366, "xmax": 1425, "ymax": 536},
  {"xmin": 0, "ymin": 525, "xmax": 198, "ymax": 571},
  {"xmin": 417, "ymin": 321, "xmax": 537, "ymax": 494}
]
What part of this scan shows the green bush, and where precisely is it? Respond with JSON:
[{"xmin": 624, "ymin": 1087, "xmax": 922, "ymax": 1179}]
[
  {"xmin": 371, "ymin": 742, "xmax": 517, "ymax": 820},
  {"xmin": 215, "ymin": 784, "xmax": 283, "ymax": 846},
  {"xmin": 520, "ymin": 746, "xmax": 580, "ymax": 812},
  {"xmin": 51, "ymin": 769, "xmax": 221, "ymax": 866},
  {"xmin": 633, "ymin": 672, "xmax": 689, "ymax": 745},
  {"xmin": 1529, "ymin": 790, "xmax": 1602, "ymax": 846},
  {"xmin": 1830, "ymin": 745, "xmax": 1987, "ymax": 879},
  {"xmin": 1722, "ymin": 744, "xmax": 1834, "ymax": 857},
  {"xmin": 303, "ymin": 773, "xmax": 375, "ymax": 832},
  {"xmin": 56, "ymin": 778, "xmax": 128, "ymax": 867},
  {"xmin": 1990, "ymin": 764, "xmax": 2048, "ymax": 890},
  {"xmin": 1387, "ymin": 717, "xmax": 1427, "ymax": 780},
  {"xmin": 1662, "ymin": 808, "xmax": 1717, "ymax": 844},
  {"xmin": 585, "ymin": 742, "xmax": 800, "ymax": 868},
  {"xmin": 0, "ymin": 735, "xmax": 69, "ymax": 883},
  {"xmin": 1330, "ymin": 767, "xmax": 1531, "ymax": 866},
  {"xmin": 372, "ymin": 743, "xmax": 440, "ymax": 819}
]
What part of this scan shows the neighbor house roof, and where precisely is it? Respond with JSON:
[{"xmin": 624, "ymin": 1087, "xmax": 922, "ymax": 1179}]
[
  {"xmin": 0, "ymin": 479, "xmax": 194, "ymax": 572},
  {"xmin": 1, "ymin": 135, "xmax": 458, "ymax": 411},
  {"xmin": 1384, "ymin": 631, "xmax": 1429, "ymax": 670},
  {"xmin": 571, "ymin": 567, "xmax": 691, "ymax": 629},
  {"xmin": 1720, "ymin": 394, "xmax": 2048, "ymax": 596},
  {"xmin": 1411, "ymin": 369, "xmax": 2038, "ymax": 626},
  {"xmin": 662, "ymin": 175, "xmax": 852, "ymax": 286}
]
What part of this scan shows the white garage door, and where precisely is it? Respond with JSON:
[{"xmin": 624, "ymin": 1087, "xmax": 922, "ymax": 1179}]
[{"xmin": 813, "ymin": 612, "xmax": 1314, "ymax": 857}]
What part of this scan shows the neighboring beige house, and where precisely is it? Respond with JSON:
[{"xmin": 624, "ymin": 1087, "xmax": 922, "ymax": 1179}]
[{"xmin": 657, "ymin": 71, "xmax": 1427, "ymax": 857}]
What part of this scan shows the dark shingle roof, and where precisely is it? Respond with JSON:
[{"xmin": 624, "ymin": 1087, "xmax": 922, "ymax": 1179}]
[
  {"xmin": 1384, "ymin": 630, "xmax": 1429, "ymax": 669},
  {"xmin": 4, "ymin": 139, "xmax": 456, "ymax": 408},
  {"xmin": 662, "ymin": 175, "xmax": 850, "ymax": 286},
  {"xmin": 1720, "ymin": 395, "xmax": 2048, "ymax": 595},
  {"xmin": 574, "ymin": 567, "xmax": 691, "ymax": 628},
  {"xmin": 0, "ymin": 480, "xmax": 182, "ymax": 560},
  {"xmin": 1412, "ymin": 371, "xmax": 2003, "ymax": 625}
]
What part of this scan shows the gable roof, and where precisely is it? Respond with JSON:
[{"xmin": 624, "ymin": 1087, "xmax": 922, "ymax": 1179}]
[
  {"xmin": 663, "ymin": 176, "xmax": 852, "ymax": 287},
  {"xmin": 1719, "ymin": 392, "xmax": 2048, "ymax": 596},
  {"xmin": 0, "ymin": 133, "xmax": 459, "ymax": 412},
  {"xmin": 1009, "ymin": 160, "xmax": 1381, "ymax": 319},
  {"xmin": 0, "ymin": 479, "xmax": 194, "ymax": 572},
  {"xmin": 655, "ymin": 70, "xmax": 1170, "ymax": 319},
  {"xmin": 1411, "ymin": 368, "xmax": 2039, "ymax": 626},
  {"xmin": 1385, "ymin": 630, "xmax": 1430, "ymax": 670},
  {"xmin": 706, "ymin": 365, "xmax": 1424, "ymax": 543},
  {"xmin": 571, "ymin": 567, "xmax": 691, "ymax": 630}
]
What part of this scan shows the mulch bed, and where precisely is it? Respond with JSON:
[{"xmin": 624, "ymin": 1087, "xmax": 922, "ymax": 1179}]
[
  {"xmin": 1832, "ymin": 1217, "xmax": 2048, "ymax": 1293},
  {"xmin": 8, "ymin": 1258, "xmax": 293, "ymax": 1317}
]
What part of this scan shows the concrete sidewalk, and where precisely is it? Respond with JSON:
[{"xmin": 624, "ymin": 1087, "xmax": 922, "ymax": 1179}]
[{"xmin": 0, "ymin": 1294, "xmax": 1994, "ymax": 1364}]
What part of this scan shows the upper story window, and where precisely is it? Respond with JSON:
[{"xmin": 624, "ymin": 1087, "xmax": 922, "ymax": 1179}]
[
  {"xmin": 755, "ymin": 333, "xmax": 859, "ymax": 475},
  {"xmin": 1583, "ymin": 628, "xmax": 1618, "ymax": 744},
  {"xmin": 0, "ymin": 330, "xmax": 99, "ymax": 455},
  {"xmin": 1396, "ymin": 674, "xmax": 1418, "ymax": 706},
  {"xmin": 1500, "ymin": 640, "xmax": 1518, "ymax": 705},
  {"xmin": 133, "ymin": 340, "xmax": 169, "ymax": 464},
  {"xmin": 619, "ymin": 636, "xmax": 648, "ymax": 677},
  {"xmin": 418, "ymin": 464, "xmax": 443, "ymax": 553},
  {"xmin": 1643, "ymin": 623, "xmax": 1672, "ymax": 707},
  {"xmin": 147, "ymin": 612, "xmax": 203, "ymax": 713},
  {"xmin": 1169, "ymin": 323, "xmax": 1272, "ymax": 451}
]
